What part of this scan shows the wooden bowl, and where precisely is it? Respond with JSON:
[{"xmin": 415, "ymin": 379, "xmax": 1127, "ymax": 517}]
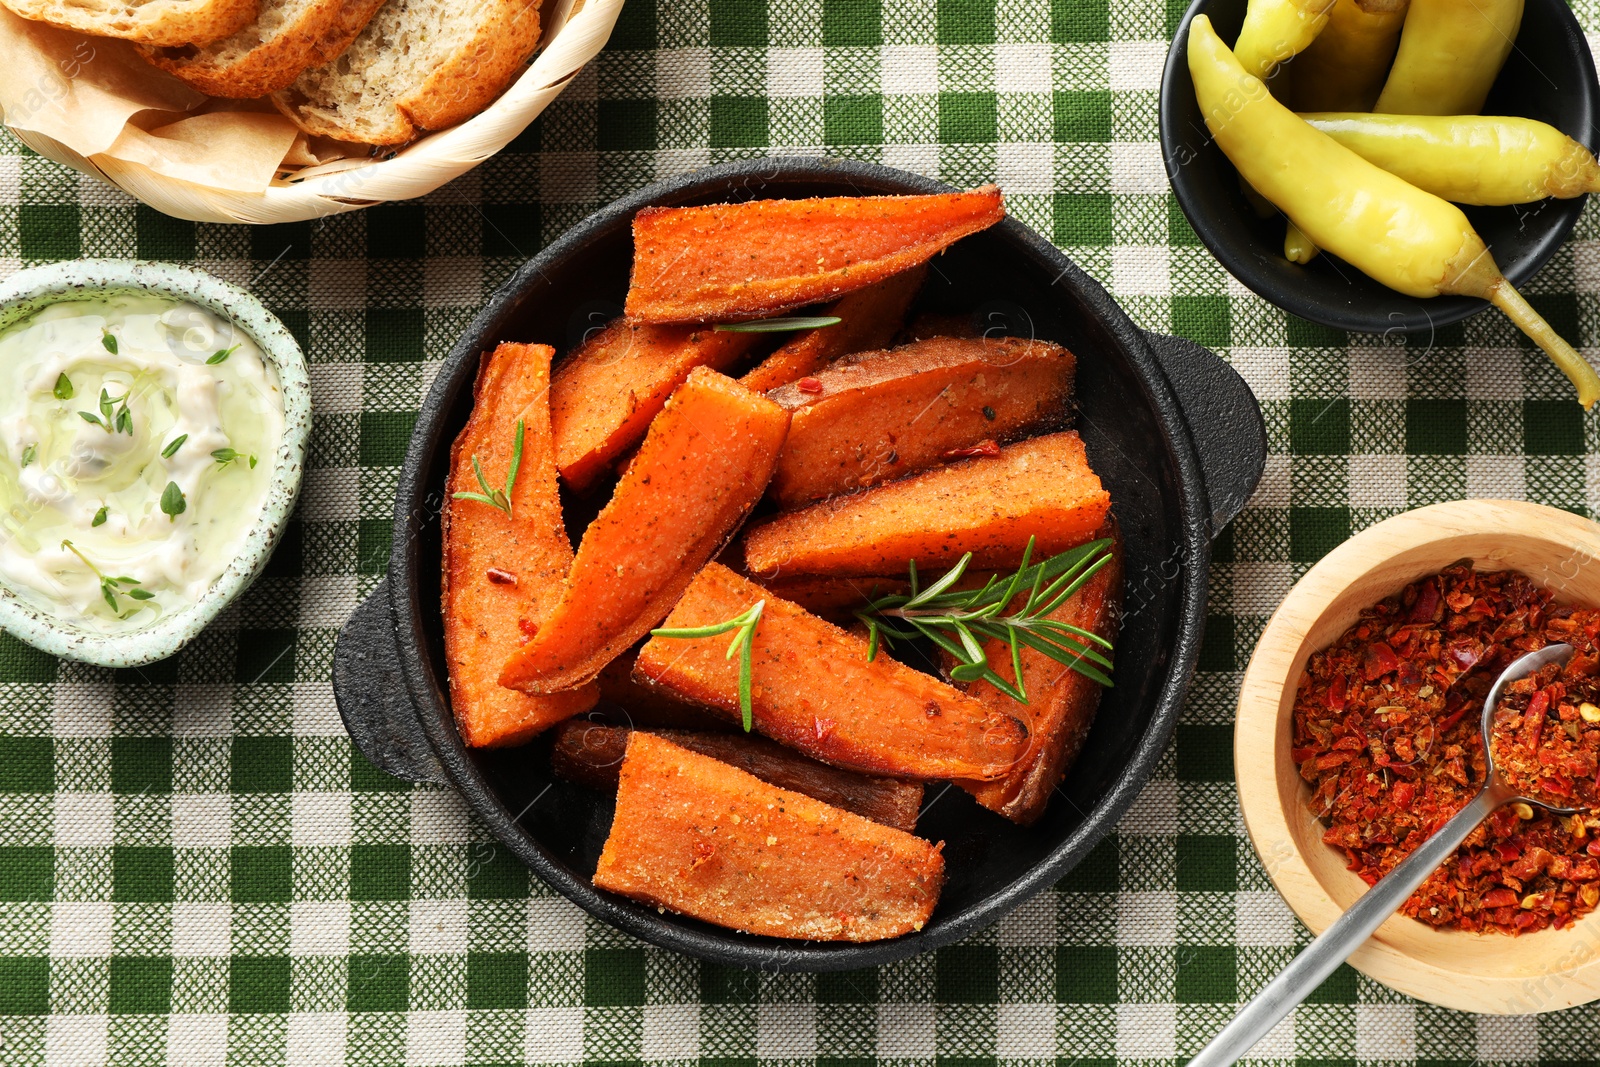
[{"xmin": 1236, "ymin": 499, "xmax": 1600, "ymax": 1014}]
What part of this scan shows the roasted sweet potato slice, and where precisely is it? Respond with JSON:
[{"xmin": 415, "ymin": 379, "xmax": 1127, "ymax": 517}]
[
  {"xmin": 765, "ymin": 335, "xmax": 1076, "ymax": 508},
  {"xmin": 626, "ymin": 187, "xmax": 1005, "ymax": 324},
  {"xmin": 443, "ymin": 343, "xmax": 598, "ymax": 747},
  {"xmin": 742, "ymin": 431, "xmax": 1110, "ymax": 578},
  {"xmin": 738, "ymin": 266, "xmax": 927, "ymax": 393},
  {"xmin": 958, "ymin": 525, "xmax": 1123, "ymax": 825},
  {"xmin": 593, "ymin": 733, "xmax": 944, "ymax": 941},
  {"xmin": 499, "ymin": 369, "xmax": 790, "ymax": 694},
  {"xmin": 551, "ymin": 318, "xmax": 763, "ymax": 492},
  {"xmin": 550, "ymin": 721, "xmax": 924, "ymax": 832},
  {"xmin": 750, "ymin": 574, "xmax": 912, "ymax": 621},
  {"xmin": 634, "ymin": 563, "xmax": 1028, "ymax": 780},
  {"xmin": 596, "ymin": 650, "xmax": 730, "ymax": 731}
]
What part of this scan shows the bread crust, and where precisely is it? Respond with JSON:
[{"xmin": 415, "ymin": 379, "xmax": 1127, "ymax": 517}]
[
  {"xmin": 137, "ymin": 0, "xmax": 386, "ymax": 98},
  {"xmin": 271, "ymin": 0, "xmax": 543, "ymax": 145},
  {"xmin": 2, "ymin": 0, "xmax": 257, "ymax": 46}
]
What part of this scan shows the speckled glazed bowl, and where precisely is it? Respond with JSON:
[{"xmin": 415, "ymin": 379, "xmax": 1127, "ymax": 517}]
[{"xmin": 0, "ymin": 260, "xmax": 311, "ymax": 668}]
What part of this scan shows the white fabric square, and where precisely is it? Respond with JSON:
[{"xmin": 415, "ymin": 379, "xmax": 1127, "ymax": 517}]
[
  {"xmin": 1249, "ymin": 453, "xmax": 1293, "ymax": 508},
  {"xmin": 997, "ymin": 893, "xmax": 1057, "ymax": 947},
  {"xmin": 757, "ymin": 1003, "xmax": 816, "ymax": 1058},
  {"xmin": 1466, "ymin": 345, "xmax": 1524, "ymax": 400},
  {"xmin": 528, "ymin": 896, "xmax": 587, "ymax": 953},
  {"xmin": 425, "ymin": 256, "xmax": 481, "ymax": 308},
  {"xmin": 1109, "ymin": 141, "xmax": 1167, "ymax": 195},
  {"xmin": 411, "ymin": 791, "xmax": 471, "ymax": 845},
  {"xmin": 541, "ymin": 152, "xmax": 597, "ymax": 205},
  {"xmin": 1465, "ymin": 454, "xmax": 1526, "ymax": 501},
  {"xmin": 877, "ymin": 1002, "xmax": 937, "ymax": 1058},
  {"xmin": 1356, "ymin": 1004, "xmax": 1416, "ymax": 1060},
  {"xmin": 1573, "ymin": 237, "xmax": 1600, "ymax": 291},
  {"xmin": 47, "ymin": 1015, "xmax": 108, "ymax": 1067},
  {"xmin": 1234, "ymin": 891, "xmax": 1299, "ymax": 946},
  {"xmin": 1476, "ymin": 1014, "xmax": 1539, "ymax": 1060},
  {"xmin": 994, "ymin": 142, "xmax": 1054, "ymax": 196},
  {"xmin": 410, "ymin": 899, "xmax": 470, "ymax": 955},
  {"xmin": 292, "ymin": 682, "xmax": 348, "ymax": 737},
  {"xmin": 288, "ymin": 1013, "xmax": 346, "ymax": 1067},
  {"xmin": 173, "ymin": 902, "xmax": 232, "ymax": 957},
  {"xmin": 881, "ymin": 45, "xmax": 940, "ymax": 95},
  {"xmin": 1118, "ymin": 779, "xmax": 1178, "ymax": 835},
  {"xmin": 1228, "ymin": 347, "xmax": 1291, "ymax": 402},
  {"xmin": 290, "ymin": 900, "xmax": 351, "ymax": 957},
  {"xmin": 996, "ymin": 1003, "xmax": 1056, "ymax": 1058},
  {"xmin": 1116, "ymin": 892, "xmax": 1177, "ymax": 946},
  {"xmin": 54, "ymin": 793, "xmax": 113, "ymax": 847},
  {"xmin": 52, "ymin": 682, "xmax": 115, "ymax": 737},
  {"xmin": 526, "ymin": 1006, "xmax": 586, "ymax": 1064},
  {"xmin": 1229, "ymin": 562, "xmax": 1296, "ymax": 616},
  {"xmin": 407, "ymin": 1010, "xmax": 467, "ymax": 1067},
  {"xmin": 641, "ymin": 1004, "xmax": 699, "ymax": 1060},
  {"xmin": 308, "ymin": 363, "xmax": 364, "ymax": 416},
  {"xmin": 292, "ymin": 791, "xmax": 352, "ymax": 847},
  {"xmin": 0, "ymin": 155, "xmax": 19, "ymax": 204},
  {"xmin": 1107, "ymin": 40, "xmax": 1167, "ymax": 92},
  {"xmin": 172, "ymin": 794, "xmax": 232, "ymax": 849},
  {"xmin": 51, "ymin": 902, "xmax": 113, "ymax": 958},
  {"xmin": 768, "ymin": 47, "xmax": 825, "ymax": 96},
  {"xmin": 657, "ymin": 47, "xmax": 711, "ymax": 98},
  {"xmin": 172, "ymin": 686, "xmax": 232, "ymax": 737},
  {"xmin": 168, "ymin": 1014, "xmax": 228, "ymax": 1067},
  {"xmin": 880, "ymin": 142, "xmax": 940, "ymax": 176},
  {"xmin": 1348, "ymin": 345, "xmax": 1409, "ymax": 400},
  {"xmin": 1116, "ymin": 1003, "xmax": 1176, "ymax": 1059},
  {"xmin": 1111, "ymin": 245, "xmax": 1171, "ymax": 297},
  {"xmin": 299, "ymin": 467, "xmax": 362, "ymax": 522},
  {"xmin": 1348, "ymin": 454, "xmax": 1408, "ymax": 510},
  {"xmin": 994, "ymin": 43, "xmax": 1052, "ymax": 93},
  {"xmin": 308, "ymin": 260, "xmax": 366, "ymax": 311}
]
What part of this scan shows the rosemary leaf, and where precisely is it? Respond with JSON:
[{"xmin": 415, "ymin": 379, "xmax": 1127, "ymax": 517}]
[{"xmin": 713, "ymin": 316, "xmax": 842, "ymax": 333}]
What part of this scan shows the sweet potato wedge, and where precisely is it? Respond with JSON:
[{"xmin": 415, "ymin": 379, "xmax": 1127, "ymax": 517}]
[
  {"xmin": 626, "ymin": 187, "xmax": 1005, "ymax": 324},
  {"xmin": 499, "ymin": 368, "xmax": 790, "ymax": 693},
  {"xmin": 442, "ymin": 343, "xmax": 598, "ymax": 747},
  {"xmin": 550, "ymin": 721, "xmax": 924, "ymax": 832},
  {"xmin": 742, "ymin": 431, "xmax": 1111, "ymax": 578},
  {"xmin": 634, "ymin": 563, "xmax": 1028, "ymax": 780},
  {"xmin": 593, "ymin": 733, "xmax": 944, "ymax": 941},
  {"xmin": 765, "ymin": 335, "xmax": 1076, "ymax": 508},
  {"xmin": 958, "ymin": 525, "xmax": 1123, "ymax": 825},
  {"xmin": 750, "ymin": 574, "xmax": 912, "ymax": 621},
  {"xmin": 550, "ymin": 318, "xmax": 763, "ymax": 492},
  {"xmin": 738, "ymin": 266, "xmax": 927, "ymax": 394},
  {"xmin": 596, "ymin": 650, "xmax": 730, "ymax": 731}
]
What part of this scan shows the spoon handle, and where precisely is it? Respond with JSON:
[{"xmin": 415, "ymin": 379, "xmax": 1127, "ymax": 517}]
[{"xmin": 1187, "ymin": 785, "xmax": 1505, "ymax": 1067}]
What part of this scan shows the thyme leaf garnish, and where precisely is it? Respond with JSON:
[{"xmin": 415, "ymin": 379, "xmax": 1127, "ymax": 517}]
[
  {"xmin": 159, "ymin": 481, "xmax": 186, "ymax": 520},
  {"xmin": 20, "ymin": 444, "xmax": 35, "ymax": 467},
  {"xmin": 54, "ymin": 373, "xmax": 74, "ymax": 400},
  {"xmin": 206, "ymin": 345, "xmax": 240, "ymax": 365},
  {"xmin": 211, "ymin": 447, "xmax": 258, "ymax": 469},
  {"xmin": 80, "ymin": 387, "xmax": 133, "ymax": 436},
  {"xmin": 713, "ymin": 316, "xmax": 843, "ymax": 333},
  {"xmin": 161, "ymin": 434, "xmax": 187, "ymax": 459},
  {"xmin": 61, "ymin": 539, "xmax": 150, "ymax": 613},
  {"xmin": 855, "ymin": 536, "xmax": 1116, "ymax": 704},
  {"xmin": 100, "ymin": 330, "xmax": 117, "ymax": 355},
  {"xmin": 452, "ymin": 418, "xmax": 524, "ymax": 517},
  {"xmin": 651, "ymin": 600, "xmax": 766, "ymax": 731},
  {"xmin": 92, "ymin": 506, "xmax": 108, "ymax": 527}
]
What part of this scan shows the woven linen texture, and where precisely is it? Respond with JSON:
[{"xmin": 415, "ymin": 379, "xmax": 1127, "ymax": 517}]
[{"xmin": 4, "ymin": 0, "xmax": 1600, "ymax": 1062}]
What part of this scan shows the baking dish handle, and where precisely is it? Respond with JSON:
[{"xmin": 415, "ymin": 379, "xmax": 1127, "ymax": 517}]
[
  {"xmin": 333, "ymin": 580, "xmax": 451, "ymax": 786},
  {"xmin": 1144, "ymin": 331, "xmax": 1265, "ymax": 538}
]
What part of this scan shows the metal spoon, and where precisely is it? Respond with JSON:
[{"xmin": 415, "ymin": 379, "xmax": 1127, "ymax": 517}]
[{"xmin": 1189, "ymin": 643, "xmax": 1582, "ymax": 1067}]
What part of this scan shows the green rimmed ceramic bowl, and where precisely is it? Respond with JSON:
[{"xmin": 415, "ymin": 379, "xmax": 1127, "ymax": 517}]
[{"xmin": 0, "ymin": 260, "xmax": 310, "ymax": 668}]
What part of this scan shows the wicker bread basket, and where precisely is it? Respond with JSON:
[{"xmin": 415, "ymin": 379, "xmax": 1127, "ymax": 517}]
[{"xmin": 3, "ymin": 0, "xmax": 624, "ymax": 225}]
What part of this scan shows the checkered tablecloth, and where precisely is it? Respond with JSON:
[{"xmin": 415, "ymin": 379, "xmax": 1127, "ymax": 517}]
[{"xmin": 4, "ymin": 0, "xmax": 1600, "ymax": 1063}]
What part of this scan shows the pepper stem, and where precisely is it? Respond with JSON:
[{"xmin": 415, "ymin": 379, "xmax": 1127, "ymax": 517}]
[{"xmin": 1487, "ymin": 282, "xmax": 1600, "ymax": 410}]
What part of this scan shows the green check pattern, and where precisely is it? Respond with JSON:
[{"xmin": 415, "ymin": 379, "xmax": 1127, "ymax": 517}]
[{"xmin": 3, "ymin": 0, "xmax": 1600, "ymax": 1062}]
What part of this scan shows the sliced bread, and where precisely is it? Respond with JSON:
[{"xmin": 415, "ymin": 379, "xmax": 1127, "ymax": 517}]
[
  {"xmin": 137, "ymin": 0, "xmax": 387, "ymax": 98},
  {"xmin": 1, "ymin": 0, "xmax": 258, "ymax": 46},
  {"xmin": 272, "ymin": 0, "xmax": 543, "ymax": 145}
]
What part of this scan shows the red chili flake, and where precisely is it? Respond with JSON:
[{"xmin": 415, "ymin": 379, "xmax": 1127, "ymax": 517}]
[
  {"xmin": 688, "ymin": 840, "xmax": 716, "ymax": 870},
  {"xmin": 1292, "ymin": 560, "xmax": 1600, "ymax": 935},
  {"xmin": 486, "ymin": 567, "xmax": 517, "ymax": 586},
  {"xmin": 517, "ymin": 617, "xmax": 539, "ymax": 642},
  {"xmin": 943, "ymin": 439, "xmax": 1002, "ymax": 460},
  {"xmin": 796, "ymin": 377, "xmax": 824, "ymax": 394}
]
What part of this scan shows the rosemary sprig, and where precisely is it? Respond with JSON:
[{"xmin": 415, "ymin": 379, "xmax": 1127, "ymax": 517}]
[
  {"xmin": 61, "ymin": 539, "xmax": 153, "ymax": 615},
  {"xmin": 856, "ymin": 537, "xmax": 1115, "ymax": 704},
  {"xmin": 713, "ymin": 316, "xmax": 843, "ymax": 333},
  {"xmin": 452, "ymin": 418, "xmax": 525, "ymax": 517},
  {"xmin": 650, "ymin": 600, "xmax": 766, "ymax": 731}
]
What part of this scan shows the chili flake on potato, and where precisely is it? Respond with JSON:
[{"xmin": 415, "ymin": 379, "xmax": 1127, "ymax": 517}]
[{"xmin": 1292, "ymin": 561, "xmax": 1600, "ymax": 934}]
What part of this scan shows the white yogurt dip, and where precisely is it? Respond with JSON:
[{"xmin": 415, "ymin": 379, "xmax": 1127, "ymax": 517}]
[{"xmin": 0, "ymin": 294, "xmax": 284, "ymax": 634}]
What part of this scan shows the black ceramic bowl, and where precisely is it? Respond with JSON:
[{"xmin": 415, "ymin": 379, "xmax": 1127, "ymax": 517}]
[
  {"xmin": 332, "ymin": 159, "xmax": 1266, "ymax": 971},
  {"xmin": 1160, "ymin": 0, "xmax": 1600, "ymax": 334}
]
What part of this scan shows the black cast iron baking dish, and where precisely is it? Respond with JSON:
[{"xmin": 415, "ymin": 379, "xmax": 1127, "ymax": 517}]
[{"xmin": 332, "ymin": 158, "xmax": 1266, "ymax": 971}]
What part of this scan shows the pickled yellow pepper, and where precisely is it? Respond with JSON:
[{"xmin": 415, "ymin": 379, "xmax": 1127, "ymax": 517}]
[
  {"xmin": 1303, "ymin": 113, "xmax": 1600, "ymax": 205},
  {"xmin": 1188, "ymin": 14, "xmax": 1600, "ymax": 407},
  {"xmin": 1233, "ymin": 0, "xmax": 1337, "ymax": 80},
  {"xmin": 1375, "ymin": 0, "xmax": 1523, "ymax": 115},
  {"xmin": 1293, "ymin": 0, "xmax": 1410, "ymax": 112}
]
